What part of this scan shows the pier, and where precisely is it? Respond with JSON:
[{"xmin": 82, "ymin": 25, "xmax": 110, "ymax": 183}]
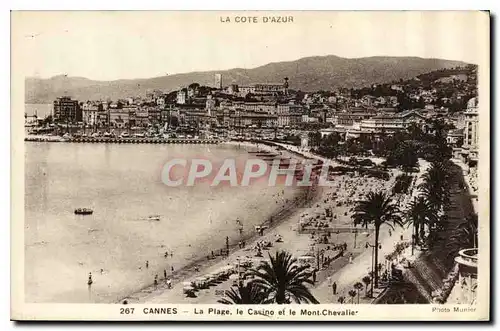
[{"xmin": 24, "ymin": 136, "xmax": 222, "ymax": 144}]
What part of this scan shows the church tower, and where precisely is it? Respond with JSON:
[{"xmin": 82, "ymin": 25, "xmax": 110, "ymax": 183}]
[{"xmin": 283, "ymin": 77, "xmax": 289, "ymax": 95}]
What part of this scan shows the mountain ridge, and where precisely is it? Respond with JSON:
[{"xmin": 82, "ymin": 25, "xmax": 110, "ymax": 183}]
[{"xmin": 25, "ymin": 55, "xmax": 470, "ymax": 103}]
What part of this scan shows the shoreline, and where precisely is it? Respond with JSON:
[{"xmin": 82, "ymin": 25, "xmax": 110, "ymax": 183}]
[
  {"xmin": 117, "ymin": 141, "xmax": 321, "ymax": 304},
  {"xmin": 128, "ymin": 141, "xmax": 400, "ymax": 304}
]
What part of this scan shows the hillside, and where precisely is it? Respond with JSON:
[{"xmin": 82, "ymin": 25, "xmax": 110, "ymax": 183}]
[{"xmin": 25, "ymin": 55, "xmax": 469, "ymax": 103}]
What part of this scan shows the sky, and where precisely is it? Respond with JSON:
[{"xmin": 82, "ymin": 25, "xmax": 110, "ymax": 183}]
[{"xmin": 12, "ymin": 11, "xmax": 489, "ymax": 81}]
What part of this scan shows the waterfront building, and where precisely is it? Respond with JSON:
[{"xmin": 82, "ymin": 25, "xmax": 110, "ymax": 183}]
[
  {"xmin": 53, "ymin": 96, "xmax": 81, "ymax": 123},
  {"xmin": 96, "ymin": 111, "xmax": 108, "ymax": 128},
  {"xmin": 81, "ymin": 102, "xmax": 100, "ymax": 127},
  {"xmin": 135, "ymin": 108, "xmax": 150, "ymax": 127},
  {"xmin": 109, "ymin": 109, "xmax": 130, "ymax": 129}
]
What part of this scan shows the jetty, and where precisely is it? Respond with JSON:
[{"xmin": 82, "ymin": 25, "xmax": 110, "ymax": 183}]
[{"xmin": 24, "ymin": 136, "xmax": 222, "ymax": 144}]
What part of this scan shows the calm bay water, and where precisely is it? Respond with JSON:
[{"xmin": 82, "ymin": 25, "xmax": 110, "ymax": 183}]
[{"xmin": 25, "ymin": 142, "xmax": 298, "ymax": 303}]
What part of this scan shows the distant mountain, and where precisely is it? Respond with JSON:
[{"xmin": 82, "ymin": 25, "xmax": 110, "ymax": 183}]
[{"xmin": 25, "ymin": 55, "xmax": 469, "ymax": 103}]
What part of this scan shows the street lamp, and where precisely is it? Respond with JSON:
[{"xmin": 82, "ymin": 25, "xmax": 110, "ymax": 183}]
[
  {"xmin": 366, "ymin": 242, "xmax": 382, "ymax": 297},
  {"xmin": 353, "ymin": 228, "xmax": 358, "ymax": 248}
]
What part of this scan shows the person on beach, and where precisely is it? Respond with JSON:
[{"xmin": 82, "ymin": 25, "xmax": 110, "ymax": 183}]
[
  {"xmin": 171, "ymin": 266, "xmax": 174, "ymax": 272},
  {"xmin": 146, "ymin": 261, "xmax": 149, "ymax": 268},
  {"xmin": 164, "ymin": 251, "xmax": 168, "ymax": 258},
  {"xmin": 154, "ymin": 275, "xmax": 158, "ymax": 288},
  {"xmin": 164, "ymin": 269, "xmax": 167, "ymax": 279},
  {"xmin": 88, "ymin": 272, "xmax": 93, "ymax": 286},
  {"xmin": 332, "ymin": 282, "xmax": 337, "ymax": 295}
]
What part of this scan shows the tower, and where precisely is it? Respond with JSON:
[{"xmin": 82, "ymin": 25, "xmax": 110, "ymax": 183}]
[
  {"xmin": 215, "ymin": 74, "xmax": 222, "ymax": 90},
  {"xmin": 283, "ymin": 77, "xmax": 289, "ymax": 95}
]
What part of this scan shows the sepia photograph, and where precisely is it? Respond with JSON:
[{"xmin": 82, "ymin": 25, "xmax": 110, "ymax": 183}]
[{"xmin": 10, "ymin": 10, "xmax": 490, "ymax": 321}]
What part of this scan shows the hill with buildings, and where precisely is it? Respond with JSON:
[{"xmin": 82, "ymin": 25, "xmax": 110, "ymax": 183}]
[{"xmin": 25, "ymin": 55, "xmax": 469, "ymax": 103}]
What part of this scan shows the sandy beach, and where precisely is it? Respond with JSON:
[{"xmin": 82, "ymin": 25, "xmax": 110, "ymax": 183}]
[{"xmin": 125, "ymin": 141, "xmax": 415, "ymax": 304}]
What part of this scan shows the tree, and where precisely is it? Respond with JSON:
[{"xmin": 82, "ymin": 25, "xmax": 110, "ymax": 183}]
[
  {"xmin": 406, "ymin": 196, "xmax": 439, "ymax": 245},
  {"xmin": 354, "ymin": 282, "xmax": 364, "ymax": 304},
  {"xmin": 419, "ymin": 161, "xmax": 451, "ymax": 215},
  {"xmin": 188, "ymin": 82, "xmax": 200, "ymax": 90},
  {"xmin": 446, "ymin": 213, "xmax": 478, "ymax": 255},
  {"xmin": 217, "ymin": 281, "xmax": 268, "ymax": 305},
  {"xmin": 348, "ymin": 289, "xmax": 357, "ymax": 304},
  {"xmin": 337, "ymin": 296, "xmax": 346, "ymax": 304},
  {"xmin": 308, "ymin": 131, "xmax": 322, "ymax": 148},
  {"xmin": 250, "ymin": 251, "xmax": 319, "ymax": 304},
  {"xmin": 352, "ymin": 191, "xmax": 403, "ymax": 288},
  {"xmin": 362, "ymin": 276, "xmax": 371, "ymax": 297}
]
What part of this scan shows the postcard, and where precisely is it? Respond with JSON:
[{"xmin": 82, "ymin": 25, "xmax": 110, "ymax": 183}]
[{"xmin": 11, "ymin": 10, "xmax": 490, "ymax": 321}]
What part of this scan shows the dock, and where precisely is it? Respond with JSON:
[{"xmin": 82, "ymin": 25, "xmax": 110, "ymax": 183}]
[{"xmin": 24, "ymin": 136, "xmax": 222, "ymax": 144}]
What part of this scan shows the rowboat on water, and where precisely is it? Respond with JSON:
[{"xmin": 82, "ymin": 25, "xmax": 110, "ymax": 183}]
[{"xmin": 74, "ymin": 208, "xmax": 93, "ymax": 215}]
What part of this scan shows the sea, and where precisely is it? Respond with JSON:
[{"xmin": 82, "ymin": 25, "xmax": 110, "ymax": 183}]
[{"xmin": 24, "ymin": 138, "xmax": 301, "ymax": 303}]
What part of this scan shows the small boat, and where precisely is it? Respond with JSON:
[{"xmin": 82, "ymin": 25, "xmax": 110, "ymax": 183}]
[
  {"xmin": 147, "ymin": 215, "xmax": 161, "ymax": 221},
  {"xmin": 75, "ymin": 208, "xmax": 93, "ymax": 215}
]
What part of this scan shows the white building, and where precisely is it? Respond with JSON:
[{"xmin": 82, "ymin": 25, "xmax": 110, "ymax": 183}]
[{"xmin": 176, "ymin": 90, "xmax": 186, "ymax": 104}]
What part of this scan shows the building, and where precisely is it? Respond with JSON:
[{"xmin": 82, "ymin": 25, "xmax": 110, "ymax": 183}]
[
  {"xmin": 226, "ymin": 84, "xmax": 239, "ymax": 95},
  {"xmin": 447, "ymin": 128, "xmax": 464, "ymax": 147},
  {"xmin": 109, "ymin": 109, "xmax": 131, "ymax": 128},
  {"xmin": 53, "ymin": 96, "xmax": 81, "ymax": 123},
  {"xmin": 243, "ymin": 102, "xmax": 277, "ymax": 114},
  {"xmin": 457, "ymin": 97, "xmax": 479, "ymax": 166},
  {"xmin": 205, "ymin": 95, "xmax": 216, "ymax": 116},
  {"xmin": 359, "ymin": 109, "xmax": 426, "ymax": 134},
  {"xmin": 232, "ymin": 110, "xmax": 277, "ymax": 128},
  {"xmin": 335, "ymin": 110, "xmax": 377, "ymax": 126},
  {"xmin": 215, "ymin": 74, "xmax": 222, "ymax": 89},
  {"xmin": 176, "ymin": 90, "xmax": 186, "ymax": 104},
  {"xmin": 238, "ymin": 83, "xmax": 285, "ymax": 96},
  {"xmin": 134, "ymin": 108, "xmax": 150, "ymax": 127},
  {"xmin": 81, "ymin": 102, "xmax": 101, "ymax": 127}
]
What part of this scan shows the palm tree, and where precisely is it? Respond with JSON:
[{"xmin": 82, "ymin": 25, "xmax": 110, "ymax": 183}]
[
  {"xmin": 354, "ymin": 282, "xmax": 364, "ymax": 303},
  {"xmin": 352, "ymin": 191, "xmax": 403, "ymax": 288},
  {"xmin": 419, "ymin": 161, "xmax": 451, "ymax": 214},
  {"xmin": 217, "ymin": 281, "xmax": 268, "ymax": 305},
  {"xmin": 250, "ymin": 250, "xmax": 319, "ymax": 304},
  {"xmin": 446, "ymin": 213, "xmax": 478, "ymax": 255},
  {"xmin": 406, "ymin": 196, "xmax": 439, "ymax": 245},
  {"xmin": 348, "ymin": 289, "xmax": 357, "ymax": 303},
  {"xmin": 337, "ymin": 296, "xmax": 346, "ymax": 304},
  {"xmin": 362, "ymin": 276, "xmax": 371, "ymax": 297}
]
